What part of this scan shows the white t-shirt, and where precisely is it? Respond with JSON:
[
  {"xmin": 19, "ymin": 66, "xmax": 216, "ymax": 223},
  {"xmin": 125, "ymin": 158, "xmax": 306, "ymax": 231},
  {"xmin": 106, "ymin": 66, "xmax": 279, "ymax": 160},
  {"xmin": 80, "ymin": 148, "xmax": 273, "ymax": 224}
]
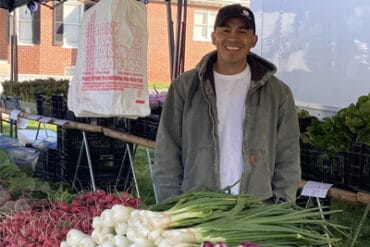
[{"xmin": 214, "ymin": 65, "xmax": 251, "ymax": 194}]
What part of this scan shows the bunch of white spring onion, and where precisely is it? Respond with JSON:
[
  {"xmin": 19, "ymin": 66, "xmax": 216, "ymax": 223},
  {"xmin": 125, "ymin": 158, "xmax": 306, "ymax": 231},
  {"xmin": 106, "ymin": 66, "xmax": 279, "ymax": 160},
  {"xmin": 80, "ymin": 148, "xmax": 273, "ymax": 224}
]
[
  {"xmin": 61, "ymin": 191, "xmax": 348, "ymax": 247},
  {"xmin": 60, "ymin": 192, "xmax": 261, "ymax": 247}
]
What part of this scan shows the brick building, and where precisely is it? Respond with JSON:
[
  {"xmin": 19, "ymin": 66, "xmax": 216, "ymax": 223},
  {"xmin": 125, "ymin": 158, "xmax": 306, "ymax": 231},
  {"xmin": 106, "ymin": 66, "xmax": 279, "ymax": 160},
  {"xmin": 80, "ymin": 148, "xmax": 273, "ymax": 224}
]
[{"xmin": 0, "ymin": 0, "xmax": 249, "ymax": 86}]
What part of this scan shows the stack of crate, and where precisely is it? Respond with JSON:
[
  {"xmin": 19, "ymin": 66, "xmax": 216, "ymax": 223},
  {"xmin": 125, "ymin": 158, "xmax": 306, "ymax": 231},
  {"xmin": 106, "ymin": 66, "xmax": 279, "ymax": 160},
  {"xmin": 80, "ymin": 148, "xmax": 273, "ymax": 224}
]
[
  {"xmin": 128, "ymin": 92, "xmax": 166, "ymax": 141},
  {"xmin": 57, "ymin": 127, "xmax": 133, "ymax": 191},
  {"xmin": 36, "ymin": 93, "xmax": 68, "ymax": 119},
  {"xmin": 129, "ymin": 114, "xmax": 160, "ymax": 141},
  {"xmin": 300, "ymin": 141, "xmax": 370, "ymax": 193},
  {"xmin": 33, "ymin": 147, "xmax": 60, "ymax": 183},
  {"xmin": 300, "ymin": 142, "xmax": 347, "ymax": 187},
  {"xmin": 347, "ymin": 143, "xmax": 370, "ymax": 192}
]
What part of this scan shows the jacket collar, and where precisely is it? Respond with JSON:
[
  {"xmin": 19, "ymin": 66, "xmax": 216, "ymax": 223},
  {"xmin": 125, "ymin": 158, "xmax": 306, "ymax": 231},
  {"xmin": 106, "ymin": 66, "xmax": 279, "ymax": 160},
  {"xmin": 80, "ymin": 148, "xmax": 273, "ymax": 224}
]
[{"xmin": 196, "ymin": 50, "xmax": 277, "ymax": 88}]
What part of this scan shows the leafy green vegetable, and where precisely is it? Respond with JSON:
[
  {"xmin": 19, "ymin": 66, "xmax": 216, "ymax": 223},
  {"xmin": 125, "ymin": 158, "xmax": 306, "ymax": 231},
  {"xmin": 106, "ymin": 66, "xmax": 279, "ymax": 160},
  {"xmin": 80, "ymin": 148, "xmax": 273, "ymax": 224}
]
[
  {"xmin": 0, "ymin": 148, "xmax": 75, "ymax": 201},
  {"xmin": 301, "ymin": 94, "xmax": 370, "ymax": 152}
]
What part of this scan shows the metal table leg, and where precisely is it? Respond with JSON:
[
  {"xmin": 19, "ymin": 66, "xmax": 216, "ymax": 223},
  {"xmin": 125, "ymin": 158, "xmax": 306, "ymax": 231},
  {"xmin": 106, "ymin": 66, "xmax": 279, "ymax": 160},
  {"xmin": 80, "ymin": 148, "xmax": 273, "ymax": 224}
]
[
  {"xmin": 126, "ymin": 143, "xmax": 140, "ymax": 198},
  {"xmin": 115, "ymin": 145, "xmax": 129, "ymax": 191},
  {"xmin": 115, "ymin": 145, "xmax": 156, "ymax": 202},
  {"xmin": 304, "ymin": 197, "xmax": 332, "ymax": 247},
  {"xmin": 145, "ymin": 147, "xmax": 158, "ymax": 203},
  {"xmin": 72, "ymin": 131, "xmax": 96, "ymax": 191}
]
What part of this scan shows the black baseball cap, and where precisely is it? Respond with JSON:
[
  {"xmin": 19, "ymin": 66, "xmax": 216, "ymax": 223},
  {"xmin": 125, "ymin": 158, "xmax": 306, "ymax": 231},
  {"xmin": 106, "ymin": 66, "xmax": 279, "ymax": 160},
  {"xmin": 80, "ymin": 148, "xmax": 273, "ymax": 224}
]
[{"xmin": 214, "ymin": 4, "xmax": 256, "ymax": 33}]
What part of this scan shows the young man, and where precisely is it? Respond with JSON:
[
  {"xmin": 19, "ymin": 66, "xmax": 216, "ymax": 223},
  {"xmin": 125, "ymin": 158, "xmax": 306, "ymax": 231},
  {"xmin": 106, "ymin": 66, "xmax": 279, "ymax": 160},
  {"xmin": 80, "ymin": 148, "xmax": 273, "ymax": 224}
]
[{"xmin": 152, "ymin": 4, "xmax": 301, "ymax": 203}]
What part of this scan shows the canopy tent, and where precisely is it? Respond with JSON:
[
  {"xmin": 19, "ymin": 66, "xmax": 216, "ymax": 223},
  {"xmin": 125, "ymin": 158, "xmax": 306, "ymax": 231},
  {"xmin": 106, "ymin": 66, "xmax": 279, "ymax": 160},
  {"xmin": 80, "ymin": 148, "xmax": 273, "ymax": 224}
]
[
  {"xmin": 0, "ymin": 0, "xmax": 69, "ymax": 12},
  {"xmin": 0, "ymin": 0, "xmax": 33, "ymax": 12},
  {"xmin": 0, "ymin": 0, "xmax": 186, "ymax": 82}
]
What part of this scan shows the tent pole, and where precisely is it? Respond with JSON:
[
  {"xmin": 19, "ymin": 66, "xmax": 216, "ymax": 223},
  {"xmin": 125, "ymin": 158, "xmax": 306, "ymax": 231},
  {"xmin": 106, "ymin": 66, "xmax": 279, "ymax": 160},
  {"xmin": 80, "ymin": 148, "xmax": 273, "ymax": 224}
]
[
  {"xmin": 179, "ymin": 0, "xmax": 187, "ymax": 74},
  {"xmin": 165, "ymin": 0, "xmax": 175, "ymax": 81},
  {"xmin": 172, "ymin": 0, "xmax": 183, "ymax": 80},
  {"xmin": 10, "ymin": 11, "xmax": 18, "ymax": 82},
  {"xmin": 13, "ymin": 33, "xmax": 18, "ymax": 82},
  {"xmin": 10, "ymin": 19, "xmax": 14, "ymax": 80}
]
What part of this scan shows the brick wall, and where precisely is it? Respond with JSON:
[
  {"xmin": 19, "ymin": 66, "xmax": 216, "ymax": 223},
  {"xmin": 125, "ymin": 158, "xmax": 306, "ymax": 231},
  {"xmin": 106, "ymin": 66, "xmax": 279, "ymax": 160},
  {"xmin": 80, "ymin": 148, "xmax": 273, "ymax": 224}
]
[
  {"xmin": 0, "ymin": 8, "xmax": 8, "ymax": 61},
  {"xmin": 147, "ymin": 2, "xmax": 215, "ymax": 84},
  {"xmin": 16, "ymin": 6, "xmax": 76, "ymax": 75},
  {"xmin": 1, "ymin": 2, "xmax": 218, "ymax": 84}
]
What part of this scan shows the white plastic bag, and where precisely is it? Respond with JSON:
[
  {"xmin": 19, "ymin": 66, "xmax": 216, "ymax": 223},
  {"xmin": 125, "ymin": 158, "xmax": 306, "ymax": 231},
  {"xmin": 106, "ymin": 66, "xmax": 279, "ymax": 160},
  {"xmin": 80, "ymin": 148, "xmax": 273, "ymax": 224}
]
[{"xmin": 68, "ymin": 0, "xmax": 150, "ymax": 118}]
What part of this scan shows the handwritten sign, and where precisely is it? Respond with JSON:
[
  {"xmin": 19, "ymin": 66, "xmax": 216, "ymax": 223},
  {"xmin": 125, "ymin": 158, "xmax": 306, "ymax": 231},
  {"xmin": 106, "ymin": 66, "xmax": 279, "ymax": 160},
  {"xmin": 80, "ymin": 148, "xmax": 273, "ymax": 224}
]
[
  {"xmin": 9, "ymin": 110, "xmax": 21, "ymax": 120},
  {"xmin": 28, "ymin": 115, "xmax": 42, "ymax": 120},
  {"xmin": 54, "ymin": 120, "xmax": 69, "ymax": 126},
  {"xmin": 39, "ymin": 117, "xmax": 52, "ymax": 123},
  {"xmin": 301, "ymin": 181, "xmax": 333, "ymax": 198}
]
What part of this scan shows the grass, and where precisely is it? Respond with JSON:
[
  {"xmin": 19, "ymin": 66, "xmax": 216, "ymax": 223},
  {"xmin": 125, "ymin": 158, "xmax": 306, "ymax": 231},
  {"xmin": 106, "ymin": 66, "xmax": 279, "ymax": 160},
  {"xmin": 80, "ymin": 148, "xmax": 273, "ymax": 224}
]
[
  {"xmin": 148, "ymin": 82, "xmax": 170, "ymax": 91},
  {"xmin": 0, "ymin": 117, "xmax": 56, "ymax": 136},
  {"xmin": 329, "ymin": 199, "xmax": 370, "ymax": 247},
  {"xmin": 132, "ymin": 146, "xmax": 156, "ymax": 206},
  {"xmin": 1, "ymin": 120, "xmax": 369, "ymax": 246}
]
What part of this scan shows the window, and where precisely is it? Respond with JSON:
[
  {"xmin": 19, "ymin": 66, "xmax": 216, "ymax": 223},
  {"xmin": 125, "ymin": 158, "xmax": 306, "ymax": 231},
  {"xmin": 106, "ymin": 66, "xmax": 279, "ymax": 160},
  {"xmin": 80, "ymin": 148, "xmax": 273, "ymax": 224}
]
[
  {"xmin": 193, "ymin": 10, "xmax": 216, "ymax": 42},
  {"xmin": 53, "ymin": 0, "xmax": 88, "ymax": 48},
  {"xmin": 16, "ymin": 5, "xmax": 40, "ymax": 45},
  {"xmin": 53, "ymin": 3, "xmax": 63, "ymax": 46}
]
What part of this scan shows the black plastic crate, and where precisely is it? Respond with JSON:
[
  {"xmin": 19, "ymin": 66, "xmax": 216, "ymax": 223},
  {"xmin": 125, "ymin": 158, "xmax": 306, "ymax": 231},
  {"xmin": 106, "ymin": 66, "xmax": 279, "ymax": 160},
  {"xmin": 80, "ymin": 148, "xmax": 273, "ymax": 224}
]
[
  {"xmin": 65, "ymin": 112, "xmax": 111, "ymax": 126},
  {"xmin": 58, "ymin": 152, "xmax": 132, "ymax": 192},
  {"xmin": 33, "ymin": 148, "xmax": 62, "ymax": 183},
  {"xmin": 300, "ymin": 142, "xmax": 321, "ymax": 181},
  {"xmin": 59, "ymin": 149, "xmax": 125, "ymax": 174},
  {"xmin": 36, "ymin": 93, "xmax": 70, "ymax": 119},
  {"xmin": 57, "ymin": 127, "xmax": 125, "ymax": 157},
  {"xmin": 360, "ymin": 144, "xmax": 370, "ymax": 193},
  {"xmin": 56, "ymin": 127, "xmax": 132, "ymax": 191},
  {"xmin": 112, "ymin": 118, "xmax": 131, "ymax": 133},
  {"xmin": 347, "ymin": 142, "xmax": 363, "ymax": 191},
  {"xmin": 65, "ymin": 112, "xmax": 121, "ymax": 129},
  {"xmin": 72, "ymin": 167, "xmax": 133, "ymax": 192},
  {"xmin": 51, "ymin": 94, "xmax": 68, "ymax": 119},
  {"xmin": 300, "ymin": 142, "xmax": 347, "ymax": 187},
  {"xmin": 130, "ymin": 114, "xmax": 160, "ymax": 141},
  {"xmin": 36, "ymin": 93, "xmax": 52, "ymax": 117}
]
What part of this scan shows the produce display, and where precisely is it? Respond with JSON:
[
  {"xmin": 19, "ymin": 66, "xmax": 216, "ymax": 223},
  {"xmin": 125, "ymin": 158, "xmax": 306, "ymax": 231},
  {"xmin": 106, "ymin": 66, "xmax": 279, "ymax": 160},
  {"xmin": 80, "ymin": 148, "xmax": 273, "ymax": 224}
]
[
  {"xmin": 60, "ymin": 191, "xmax": 347, "ymax": 247},
  {"xmin": 2, "ymin": 92, "xmax": 364, "ymax": 247},
  {"xmin": 0, "ymin": 189, "xmax": 140, "ymax": 246},
  {"xmin": 0, "ymin": 145, "xmax": 349, "ymax": 247},
  {"xmin": 301, "ymin": 93, "xmax": 370, "ymax": 152},
  {"xmin": 0, "ymin": 148, "xmax": 141, "ymax": 246}
]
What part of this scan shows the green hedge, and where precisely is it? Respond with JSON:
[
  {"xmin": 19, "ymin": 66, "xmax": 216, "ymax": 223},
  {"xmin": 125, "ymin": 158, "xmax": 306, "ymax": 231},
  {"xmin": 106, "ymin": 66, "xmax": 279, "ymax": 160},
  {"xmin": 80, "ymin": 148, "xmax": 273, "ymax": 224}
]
[{"xmin": 1, "ymin": 78, "xmax": 69, "ymax": 103}]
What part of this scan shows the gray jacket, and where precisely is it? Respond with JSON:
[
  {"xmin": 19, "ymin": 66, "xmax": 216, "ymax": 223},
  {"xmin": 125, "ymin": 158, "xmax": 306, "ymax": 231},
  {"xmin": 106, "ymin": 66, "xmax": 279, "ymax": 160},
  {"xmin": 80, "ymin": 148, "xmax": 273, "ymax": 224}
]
[{"xmin": 153, "ymin": 50, "xmax": 301, "ymax": 202}]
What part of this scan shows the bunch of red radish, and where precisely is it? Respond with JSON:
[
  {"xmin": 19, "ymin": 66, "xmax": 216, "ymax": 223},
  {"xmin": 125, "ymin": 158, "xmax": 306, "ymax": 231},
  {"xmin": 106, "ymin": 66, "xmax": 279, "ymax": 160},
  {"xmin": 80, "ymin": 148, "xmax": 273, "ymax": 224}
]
[{"xmin": 0, "ymin": 190, "xmax": 140, "ymax": 247}]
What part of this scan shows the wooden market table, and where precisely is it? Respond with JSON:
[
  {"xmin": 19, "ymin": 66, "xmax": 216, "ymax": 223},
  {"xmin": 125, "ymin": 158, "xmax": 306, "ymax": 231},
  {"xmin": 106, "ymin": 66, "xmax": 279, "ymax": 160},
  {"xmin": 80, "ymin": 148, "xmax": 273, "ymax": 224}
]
[
  {"xmin": 3, "ymin": 107, "xmax": 370, "ymax": 203},
  {"xmin": 1, "ymin": 108, "xmax": 156, "ymax": 197},
  {"xmin": 2, "ymin": 107, "xmax": 370, "ymax": 246}
]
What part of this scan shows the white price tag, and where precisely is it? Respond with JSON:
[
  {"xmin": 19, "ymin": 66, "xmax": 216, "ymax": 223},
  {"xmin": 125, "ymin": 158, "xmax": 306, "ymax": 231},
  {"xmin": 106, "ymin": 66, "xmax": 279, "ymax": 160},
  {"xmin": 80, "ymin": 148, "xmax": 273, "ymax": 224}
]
[
  {"xmin": 28, "ymin": 115, "xmax": 42, "ymax": 120},
  {"xmin": 54, "ymin": 119, "xmax": 69, "ymax": 126},
  {"xmin": 301, "ymin": 181, "xmax": 333, "ymax": 198},
  {"xmin": 9, "ymin": 109, "xmax": 21, "ymax": 120},
  {"xmin": 39, "ymin": 117, "xmax": 52, "ymax": 123}
]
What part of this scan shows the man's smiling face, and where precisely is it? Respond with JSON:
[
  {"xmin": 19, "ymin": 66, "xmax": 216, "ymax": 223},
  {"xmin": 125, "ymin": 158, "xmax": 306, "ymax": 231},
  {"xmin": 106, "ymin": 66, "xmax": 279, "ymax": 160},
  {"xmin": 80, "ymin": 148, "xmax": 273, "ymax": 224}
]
[{"xmin": 211, "ymin": 17, "xmax": 258, "ymax": 74}]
